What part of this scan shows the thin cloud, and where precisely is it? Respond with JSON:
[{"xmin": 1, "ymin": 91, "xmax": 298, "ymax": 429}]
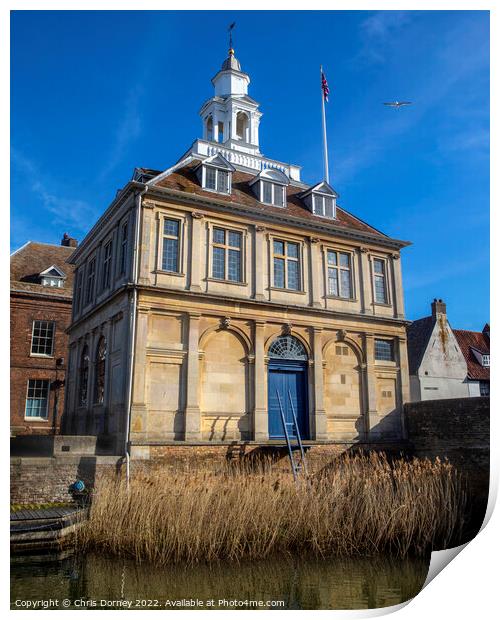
[
  {"xmin": 11, "ymin": 151, "xmax": 99, "ymax": 232},
  {"xmin": 98, "ymin": 85, "xmax": 144, "ymax": 180},
  {"xmin": 356, "ymin": 11, "xmax": 413, "ymax": 64}
]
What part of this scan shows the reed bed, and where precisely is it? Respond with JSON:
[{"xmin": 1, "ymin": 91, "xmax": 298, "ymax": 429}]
[{"xmin": 78, "ymin": 453, "xmax": 467, "ymax": 564}]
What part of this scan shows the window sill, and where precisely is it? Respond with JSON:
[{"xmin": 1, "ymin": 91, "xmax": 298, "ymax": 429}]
[
  {"xmin": 326, "ymin": 295, "xmax": 358, "ymax": 303},
  {"xmin": 373, "ymin": 302, "xmax": 392, "ymax": 308},
  {"xmin": 269, "ymin": 287, "xmax": 307, "ymax": 295},
  {"xmin": 206, "ymin": 277, "xmax": 248, "ymax": 287},
  {"xmin": 155, "ymin": 270, "xmax": 185, "ymax": 277},
  {"xmin": 374, "ymin": 360, "xmax": 397, "ymax": 367},
  {"xmin": 24, "ymin": 417, "xmax": 48, "ymax": 422},
  {"xmin": 29, "ymin": 354, "xmax": 55, "ymax": 359},
  {"xmin": 201, "ymin": 187, "xmax": 231, "ymax": 196}
]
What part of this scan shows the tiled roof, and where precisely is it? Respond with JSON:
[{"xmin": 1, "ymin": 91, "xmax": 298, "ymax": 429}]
[
  {"xmin": 406, "ymin": 316, "xmax": 434, "ymax": 375},
  {"xmin": 453, "ymin": 329, "xmax": 490, "ymax": 381},
  {"xmin": 10, "ymin": 242, "xmax": 76, "ymax": 299},
  {"xmin": 156, "ymin": 162, "xmax": 390, "ymax": 240}
]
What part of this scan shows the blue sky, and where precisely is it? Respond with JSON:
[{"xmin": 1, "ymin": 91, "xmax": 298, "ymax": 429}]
[{"xmin": 11, "ymin": 10, "xmax": 489, "ymax": 329}]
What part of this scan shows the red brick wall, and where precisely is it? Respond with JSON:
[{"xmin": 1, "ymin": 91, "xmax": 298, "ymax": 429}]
[{"xmin": 10, "ymin": 293, "xmax": 72, "ymax": 435}]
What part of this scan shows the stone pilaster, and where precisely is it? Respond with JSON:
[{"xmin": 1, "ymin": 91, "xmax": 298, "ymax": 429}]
[
  {"xmin": 391, "ymin": 254, "xmax": 405, "ymax": 319},
  {"xmin": 360, "ymin": 248, "xmax": 373, "ymax": 315},
  {"xmin": 253, "ymin": 321, "xmax": 268, "ymax": 441},
  {"xmin": 398, "ymin": 335, "xmax": 410, "ymax": 438},
  {"xmin": 254, "ymin": 225, "xmax": 266, "ymax": 301},
  {"xmin": 363, "ymin": 333, "xmax": 379, "ymax": 435},
  {"xmin": 190, "ymin": 212, "xmax": 204, "ymax": 292},
  {"xmin": 312, "ymin": 327, "xmax": 328, "ymax": 440},
  {"xmin": 130, "ymin": 309, "xmax": 149, "ymax": 439},
  {"xmin": 310, "ymin": 238, "xmax": 322, "ymax": 308},
  {"xmin": 184, "ymin": 313, "xmax": 202, "ymax": 441}
]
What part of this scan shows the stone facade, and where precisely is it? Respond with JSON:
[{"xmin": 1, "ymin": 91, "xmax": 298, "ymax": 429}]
[{"xmin": 62, "ymin": 48, "xmax": 411, "ymax": 458}]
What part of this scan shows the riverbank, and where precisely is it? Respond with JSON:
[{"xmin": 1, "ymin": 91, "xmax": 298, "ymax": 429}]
[{"xmin": 78, "ymin": 452, "xmax": 467, "ymax": 564}]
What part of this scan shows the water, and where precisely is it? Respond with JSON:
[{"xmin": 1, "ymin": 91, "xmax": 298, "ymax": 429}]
[{"xmin": 11, "ymin": 551, "xmax": 430, "ymax": 610}]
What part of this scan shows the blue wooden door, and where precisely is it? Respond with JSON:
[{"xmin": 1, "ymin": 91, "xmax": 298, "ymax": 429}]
[{"xmin": 268, "ymin": 362, "xmax": 308, "ymax": 439}]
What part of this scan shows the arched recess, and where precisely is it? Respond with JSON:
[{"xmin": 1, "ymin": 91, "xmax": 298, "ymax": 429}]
[
  {"xmin": 199, "ymin": 328, "xmax": 251, "ymax": 441},
  {"xmin": 206, "ymin": 115, "xmax": 214, "ymax": 141},
  {"xmin": 323, "ymin": 338, "xmax": 365, "ymax": 439},
  {"xmin": 236, "ymin": 111, "xmax": 249, "ymax": 141}
]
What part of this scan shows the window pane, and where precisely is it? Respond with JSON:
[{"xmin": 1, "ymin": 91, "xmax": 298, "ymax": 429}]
[
  {"xmin": 287, "ymin": 259, "xmax": 300, "ymax": 290},
  {"xmin": 287, "ymin": 242, "xmax": 299, "ymax": 259},
  {"xmin": 313, "ymin": 195, "xmax": 324, "ymax": 216},
  {"xmin": 375, "ymin": 340, "xmax": 393, "ymax": 361},
  {"xmin": 328, "ymin": 268, "xmax": 339, "ymax": 296},
  {"xmin": 217, "ymin": 170, "xmax": 229, "ymax": 193},
  {"xmin": 212, "ymin": 247, "xmax": 225, "ymax": 279},
  {"xmin": 339, "ymin": 252, "xmax": 350, "ymax": 268},
  {"xmin": 263, "ymin": 181, "xmax": 273, "ymax": 204},
  {"xmin": 274, "ymin": 257, "xmax": 285, "ymax": 288},
  {"xmin": 25, "ymin": 379, "xmax": 49, "ymax": 419},
  {"xmin": 340, "ymin": 269, "xmax": 352, "ymax": 298},
  {"xmin": 228, "ymin": 231, "xmax": 241, "ymax": 248},
  {"xmin": 273, "ymin": 186, "xmax": 284, "ymax": 207},
  {"xmin": 164, "ymin": 219, "xmax": 179, "ymax": 237},
  {"xmin": 162, "ymin": 238, "xmax": 179, "ymax": 272},
  {"xmin": 31, "ymin": 320, "xmax": 55, "ymax": 356},
  {"xmin": 213, "ymin": 228, "xmax": 225, "ymax": 244},
  {"xmin": 273, "ymin": 240, "xmax": 284, "ymax": 256},
  {"xmin": 373, "ymin": 259, "xmax": 384, "ymax": 275},
  {"xmin": 327, "ymin": 250, "xmax": 337, "ymax": 266},
  {"xmin": 228, "ymin": 249, "xmax": 241, "ymax": 282},
  {"xmin": 374, "ymin": 275, "xmax": 387, "ymax": 303},
  {"xmin": 324, "ymin": 197, "xmax": 334, "ymax": 218},
  {"xmin": 205, "ymin": 167, "xmax": 216, "ymax": 189}
]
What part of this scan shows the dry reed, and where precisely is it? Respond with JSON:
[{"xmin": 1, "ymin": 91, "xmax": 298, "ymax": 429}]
[{"xmin": 78, "ymin": 453, "xmax": 467, "ymax": 564}]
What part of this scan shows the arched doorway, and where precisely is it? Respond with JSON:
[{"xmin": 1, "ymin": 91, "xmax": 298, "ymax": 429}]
[{"xmin": 267, "ymin": 335, "xmax": 309, "ymax": 439}]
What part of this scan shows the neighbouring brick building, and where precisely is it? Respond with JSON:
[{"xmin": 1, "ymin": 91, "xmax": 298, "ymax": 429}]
[
  {"xmin": 407, "ymin": 299, "xmax": 490, "ymax": 401},
  {"xmin": 10, "ymin": 235, "xmax": 77, "ymax": 435},
  {"xmin": 62, "ymin": 45, "xmax": 412, "ymax": 459}
]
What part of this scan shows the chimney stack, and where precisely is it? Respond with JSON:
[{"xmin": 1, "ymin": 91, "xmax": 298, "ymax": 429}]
[
  {"xmin": 431, "ymin": 298, "xmax": 447, "ymax": 320},
  {"xmin": 61, "ymin": 233, "xmax": 78, "ymax": 248}
]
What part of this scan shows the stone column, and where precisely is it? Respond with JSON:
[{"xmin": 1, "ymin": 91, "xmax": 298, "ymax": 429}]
[
  {"xmin": 363, "ymin": 333, "xmax": 379, "ymax": 436},
  {"xmin": 253, "ymin": 321, "xmax": 268, "ymax": 441},
  {"xmin": 130, "ymin": 309, "xmax": 149, "ymax": 441},
  {"xmin": 310, "ymin": 238, "xmax": 322, "ymax": 308},
  {"xmin": 360, "ymin": 248, "xmax": 373, "ymax": 315},
  {"xmin": 190, "ymin": 212, "xmax": 204, "ymax": 292},
  {"xmin": 391, "ymin": 253, "xmax": 405, "ymax": 319},
  {"xmin": 312, "ymin": 328, "xmax": 328, "ymax": 440},
  {"xmin": 397, "ymin": 335, "xmax": 410, "ymax": 439},
  {"xmin": 102, "ymin": 319, "xmax": 112, "ymax": 435},
  {"xmin": 254, "ymin": 225, "xmax": 266, "ymax": 301},
  {"xmin": 184, "ymin": 313, "xmax": 201, "ymax": 441}
]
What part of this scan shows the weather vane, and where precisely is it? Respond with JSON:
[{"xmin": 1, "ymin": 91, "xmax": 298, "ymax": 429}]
[{"xmin": 228, "ymin": 22, "xmax": 236, "ymax": 53}]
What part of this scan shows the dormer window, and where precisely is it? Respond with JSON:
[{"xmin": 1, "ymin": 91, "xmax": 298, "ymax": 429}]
[
  {"xmin": 196, "ymin": 153, "xmax": 235, "ymax": 195},
  {"xmin": 301, "ymin": 181, "xmax": 338, "ymax": 220},
  {"xmin": 313, "ymin": 194, "xmax": 335, "ymax": 218},
  {"xmin": 39, "ymin": 265, "xmax": 66, "ymax": 288},
  {"xmin": 482, "ymin": 354, "xmax": 490, "ymax": 367},
  {"xmin": 249, "ymin": 169, "xmax": 290, "ymax": 208}
]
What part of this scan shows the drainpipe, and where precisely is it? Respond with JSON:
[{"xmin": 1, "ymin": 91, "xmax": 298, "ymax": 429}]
[{"xmin": 124, "ymin": 184, "xmax": 149, "ymax": 486}]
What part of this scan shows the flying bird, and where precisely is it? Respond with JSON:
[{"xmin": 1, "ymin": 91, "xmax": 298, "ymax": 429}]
[{"xmin": 383, "ymin": 101, "xmax": 412, "ymax": 108}]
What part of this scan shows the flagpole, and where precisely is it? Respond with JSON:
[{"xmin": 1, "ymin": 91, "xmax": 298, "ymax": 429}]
[{"xmin": 320, "ymin": 65, "xmax": 329, "ymax": 183}]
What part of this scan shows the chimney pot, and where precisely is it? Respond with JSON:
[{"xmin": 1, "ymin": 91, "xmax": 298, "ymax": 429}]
[
  {"xmin": 61, "ymin": 233, "xmax": 78, "ymax": 248},
  {"xmin": 431, "ymin": 298, "xmax": 447, "ymax": 319}
]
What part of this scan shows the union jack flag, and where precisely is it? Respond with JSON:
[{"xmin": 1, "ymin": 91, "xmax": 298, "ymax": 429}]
[{"xmin": 321, "ymin": 71, "xmax": 330, "ymax": 102}]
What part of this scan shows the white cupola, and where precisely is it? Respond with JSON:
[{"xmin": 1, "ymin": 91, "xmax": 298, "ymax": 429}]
[{"xmin": 199, "ymin": 47, "xmax": 262, "ymax": 155}]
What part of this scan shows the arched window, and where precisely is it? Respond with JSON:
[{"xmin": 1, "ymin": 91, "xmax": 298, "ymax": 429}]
[
  {"xmin": 79, "ymin": 345, "xmax": 89, "ymax": 406},
  {"xmin": 94, "ymin": 337, "xmax": 107, "ymax": 404},
  {"xmin": 268, "ymin": 336, "xmax": 307, "ymax": 360},
  {"xmin": 206, "ymin": 116, "xmax": 214, "ymax": 141},
  {"xmin": 236, "ymin": 112, "xmax": 249, "ymax": 141}
]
